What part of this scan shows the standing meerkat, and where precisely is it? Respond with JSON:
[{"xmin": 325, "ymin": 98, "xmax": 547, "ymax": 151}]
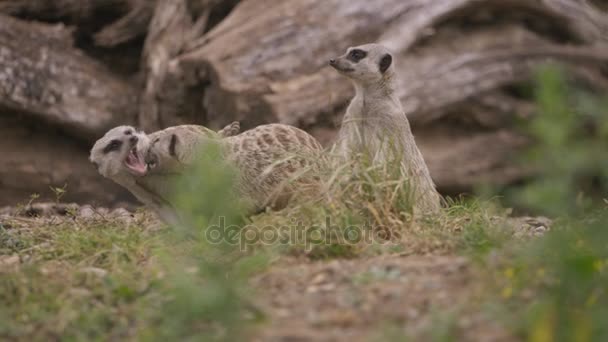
[
  {"xmin": 89, "ymin": 122, "xmax": 241, "ymax": 224},
  {"xmin": 144, "ymin": 123, "xmax": 324, "ymax": 214},
  {"xmin": 330, "ymin": 43, "xmax": 441, "ymax": 213}
]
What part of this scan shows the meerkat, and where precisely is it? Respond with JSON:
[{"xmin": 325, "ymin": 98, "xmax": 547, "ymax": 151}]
[
  {"xmin": 144, "ymin": 123, "xmax": 324, "ymax": 214},
  {"xmin": 329, "ymin": 43, "xmax": 441, "ymax": 213},
  {"xmin": 89, "ymin": 122, "xmax": 241, "ymax": 224}
]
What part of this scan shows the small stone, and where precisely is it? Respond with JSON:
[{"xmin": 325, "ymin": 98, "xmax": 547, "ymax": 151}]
[
  {"xmin": 79, "ymin": 205, "xmax": 96, "ymax": 219},
  {"xmin": 79, "ymin": 267, "xmax": 108, "ymax": 278}
]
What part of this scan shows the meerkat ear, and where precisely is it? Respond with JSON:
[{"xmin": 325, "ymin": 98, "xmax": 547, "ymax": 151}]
[
  {"xmin": 379, "ymin": 54, "xmax": 393, "ymax": 74},
  {"xmin": 169, "ymin": 134, "xmax": 178, "ymax": 157}
]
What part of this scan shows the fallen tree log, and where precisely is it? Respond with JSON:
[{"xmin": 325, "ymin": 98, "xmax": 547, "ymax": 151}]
[
  {"xmin": 175, "ymin": 0, "xmax": 608, "ymax": 129},
  {"xmin": 0, "ymin": 14, "xmax": 138, "ymax": 141},
  {"xmin": 138, "ymin": 0, "xmax": 242, "ymax": 132},
  {"xmin": 0, "ymin": 116, "xmax": 133, "ymax": 207},
  {"xmin": 168, "ymin": 0, "xmax": 608, "ymax": 193},
  {"xmin": 0, "ymin": 0, "xmax": 131, "ymax": 22},
  {"xmin": 138, "ymin": 0, "xmax": 195, "ymax": 132},
  {"xmin": 93, "ymin": 0, "xmax": 156, "ymax": 47}
]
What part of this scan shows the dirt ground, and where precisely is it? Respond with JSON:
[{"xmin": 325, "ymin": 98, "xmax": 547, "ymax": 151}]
[
  {"xmin": 251, "ymin": 254, "xmax": 512, "ymax": 341},
  {"xmin": 0, "ymin": 202, "xmax": 547, "ymax": 341}
]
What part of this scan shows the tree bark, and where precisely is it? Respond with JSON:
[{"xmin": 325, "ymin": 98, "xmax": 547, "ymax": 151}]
[
  {"xmin": 169, "ymin": 0, "xmax": 608, "ymax": 192},
  {"xmin": 93, "ymin": 0, "xmax": 156, "ymax": 47},
  {"xmin": 174, "ymin": 0, "xmax": 608, "ymax": 128},
  {"xmin": 0, "ymin": 0, "xmax": 131, "ymax": 22},
  {"xmin": 137, "ymin": 0, "xmax": 240, "ymax": 132},
  {"xmin": 0, "ymin": 116, "xmax": 133, "ymax": 207},
  {"xmin": 0, "ymin": 14, "xmax": 138, "ymax": 141},
  {"xmin": 138, "ymin": 0, "xmax": 195, "ymax": 132}
]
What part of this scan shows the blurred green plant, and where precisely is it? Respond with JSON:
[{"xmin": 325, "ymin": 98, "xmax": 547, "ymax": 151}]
[
  {"xmin": 507, "ymin": 66, "xmax": 608, "ymax": 216},
  {"xmin": 489, "ymin": 67, "xmax": 608, "ymax": 342},
  {"xmin": 141, "ymin": 141, "xmax": 267, "ymax": 341}
]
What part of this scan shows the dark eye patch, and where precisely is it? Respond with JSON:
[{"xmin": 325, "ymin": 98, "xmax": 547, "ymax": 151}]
[
  {"xmin": 347, "ymin": 49, "xmax": 367, "ymax": 62},
  {"xmin": 124, "ymin": 130, "xmax": 132, "ymax": 135},
  {"xmin": 103, "ymin": 139, "xmax": 123, "ymax": 154}
]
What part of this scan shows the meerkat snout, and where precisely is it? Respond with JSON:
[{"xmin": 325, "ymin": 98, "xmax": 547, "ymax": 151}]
[{"xmin": 330, "ymin": 44, "xmax": 394, "ymax": 83}]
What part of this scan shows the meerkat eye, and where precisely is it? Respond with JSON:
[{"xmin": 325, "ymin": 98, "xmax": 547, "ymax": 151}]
[
  {"xmin": 348, "ymin": 49, "xmax": 367, "ymax": 62},
  {"xmin": 124, "ymin": 130, "xmax": 133, "ymax": 135},
  {"xmin": 103, "ymin": 139, "xmax": 123, "ymax": 154}
]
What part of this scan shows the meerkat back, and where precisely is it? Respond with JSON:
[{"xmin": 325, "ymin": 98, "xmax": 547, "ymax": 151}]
[{"xmin": 223, "ymin": 124, "xmax": 324, "ymax": 211}]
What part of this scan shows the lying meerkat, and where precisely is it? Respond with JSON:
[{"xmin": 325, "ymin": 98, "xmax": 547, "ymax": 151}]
[
  {"xmin": 144, "ymin": 123, "xmax": 324, "ymax": 214},
  {"xmin": 330, "ymin": 43, "xmax": 441, "ymax": 214},
  {"xmin": 89, "ymin": 122, "xmax": 241, "ymax": 224}
]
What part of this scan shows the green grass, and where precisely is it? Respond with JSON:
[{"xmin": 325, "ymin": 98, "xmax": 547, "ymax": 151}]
[
  {"xmin": 0, "ymin": 216, "xmax": 160, "ymax": 341},
  {"xmin": 474, "ymin": 67, "xmax": 608, "ymax": 342}
]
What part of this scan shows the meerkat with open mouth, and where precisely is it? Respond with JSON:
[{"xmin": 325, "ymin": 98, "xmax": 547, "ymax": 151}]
[
  {"xmin": 330, "ymin": 43, "xmax": 441, "ymax": 214},
  {"xmin": 89, "ymin": 125, "xmax": 156, "ymax": 203},
  {"xmin": 90, "ymin": 122, "xmax": 241, "ymax": 224}
]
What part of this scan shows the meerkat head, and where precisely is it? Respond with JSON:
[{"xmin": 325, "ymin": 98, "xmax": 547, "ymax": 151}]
[
  {"xmin": 329, "ymin": 43, "xmax": 394, "ymax": 85},
  {"xmin": 145, "ymin": 123, "xmax": 237, "ymax": 175},
  {"xmin": 144, "ymin": 127, "xmax": 213, "ymax": 174},
  {"xmin": 144, "ymin": 132, "xmax": 183, "ymax": 174},
  {"xmin": 89, "ymin": 125, "xmax": 150, "ymax": 181}
]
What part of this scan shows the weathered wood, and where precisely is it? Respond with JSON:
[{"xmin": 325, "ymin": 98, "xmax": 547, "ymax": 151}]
[
  {"xmin": 93, "ymin": 0, "xmax": 156, "ymax": 47},
  {"xmin": 167, "ymin": 0, "xmax": 608, "ymax": 191},
  {"xmin": 0, "ymin": 115, "xmax": 133, "ymax": 207},
  {"xmin": 0, "ymin": 0, "xmax": 131, "ymax": 23},
  {"xmin": 137, "ymin": 0, "xmax": 235, "ymax": 131},
  {"xmin": 0, "ymin": 14, "xmax": 138, "ymax": 140},
  {"xmin": 417, "ymin": 127, "xmax": 531, "ymax": 194},
  {"xmin": 138, "ymin": 0, "xmax": 195, "ymax": 132},
  {"xmin": 173, "ymin": 0, "xmax": 607, "ymax": 127}
]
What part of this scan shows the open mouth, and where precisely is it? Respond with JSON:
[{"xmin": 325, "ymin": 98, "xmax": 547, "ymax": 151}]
[{"xmin": 124, "ymin": 147, "xmax": 148, "ymax": 176}]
